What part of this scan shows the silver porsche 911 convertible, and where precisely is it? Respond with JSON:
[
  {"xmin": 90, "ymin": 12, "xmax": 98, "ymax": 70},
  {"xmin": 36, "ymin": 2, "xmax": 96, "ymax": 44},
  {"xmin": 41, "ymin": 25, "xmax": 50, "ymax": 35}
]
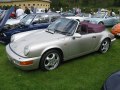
[{"xmin": 6, "ymin": 18, "xmax": 116, "ymax": 71}]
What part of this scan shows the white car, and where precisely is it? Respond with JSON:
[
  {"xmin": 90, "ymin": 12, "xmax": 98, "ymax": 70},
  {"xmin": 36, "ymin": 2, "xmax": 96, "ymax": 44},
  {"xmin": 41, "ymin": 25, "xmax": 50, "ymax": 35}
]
[
  {"xmin": 6, "ymin": 14, "xmax": 27, "ymax": 25},
  {"xmin": 66, "ymin": 13, "xmax": 91, "ymax": 22}
]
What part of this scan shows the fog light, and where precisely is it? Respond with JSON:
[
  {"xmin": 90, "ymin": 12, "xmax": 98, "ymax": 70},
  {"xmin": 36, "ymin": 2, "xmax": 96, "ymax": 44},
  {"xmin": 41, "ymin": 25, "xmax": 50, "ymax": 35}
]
[{"xmin": 20, "ymin": 60, "xmax": 33, "ymax": 66}]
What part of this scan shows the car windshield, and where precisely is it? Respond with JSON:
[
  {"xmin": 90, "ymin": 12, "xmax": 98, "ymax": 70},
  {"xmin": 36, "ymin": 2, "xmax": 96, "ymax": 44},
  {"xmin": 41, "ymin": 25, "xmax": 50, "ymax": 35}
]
[
  {"xmin": 47, "ymin": 18, "xmax": 78, "ymax": 35},
  {"xmin": 20, "ymin": 14, "xmax": 35, "ymax": 25},
  {"xmin": 92, "ymin": 13, "xmax": 106, "ymax": 18}
]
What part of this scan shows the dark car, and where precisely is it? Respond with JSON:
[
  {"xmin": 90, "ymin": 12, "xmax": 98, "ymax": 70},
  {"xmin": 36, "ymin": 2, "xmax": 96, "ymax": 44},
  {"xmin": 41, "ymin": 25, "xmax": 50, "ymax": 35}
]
[{"xmin": 0, "ymin": 12, "xmax": 61, "ymax": 44}]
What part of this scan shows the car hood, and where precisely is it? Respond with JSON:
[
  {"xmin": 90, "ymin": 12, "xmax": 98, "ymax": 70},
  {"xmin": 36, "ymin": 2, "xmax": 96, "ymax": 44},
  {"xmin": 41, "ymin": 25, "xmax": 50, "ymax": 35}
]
[
  {"xmin": 10, "ymin": 30, "xmax": 65, "ymax": 57},
  {"xmin": 6, "ymin": 19, "xmax": 20, "ymax": 25},
  {"xmin": 0, "ymin": 7, "xmax": 14, "ymax": 31}
]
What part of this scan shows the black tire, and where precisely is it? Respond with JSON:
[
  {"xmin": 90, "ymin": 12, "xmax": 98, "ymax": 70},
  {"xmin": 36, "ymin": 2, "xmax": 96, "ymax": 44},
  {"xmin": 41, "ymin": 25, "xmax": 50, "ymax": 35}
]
[
  {"xmin": 98, "ymin": 22, "xmax": 104, "ymax": 25},
  {"xmin": 99, "ymin": 39, "xmax": 110, "ymax": 53},
  {"xmin": 76, "ymin": 19, "xmax": 80, "ymax": 22},
  {"xmin": 40, "ymin": 50, "xmax": 62, "ymax": 71}
]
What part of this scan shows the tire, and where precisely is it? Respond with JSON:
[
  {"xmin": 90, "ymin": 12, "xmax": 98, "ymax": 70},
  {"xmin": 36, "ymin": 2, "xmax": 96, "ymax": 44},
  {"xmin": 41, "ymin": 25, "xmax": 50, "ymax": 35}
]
[
  {"xmin": 99, "ymin": 39, "xmax": 110, "ymax": 53},
  {"xmin": 98, "ymin": 22, "xmax": 104, "ymax": 25},
  {"xmin": 76, "ymin": 19, "xmax": 80, "ymax": 22},
  {"xmin": 40, "ymin": 50, "xmax": 62, "ymax": 71}
]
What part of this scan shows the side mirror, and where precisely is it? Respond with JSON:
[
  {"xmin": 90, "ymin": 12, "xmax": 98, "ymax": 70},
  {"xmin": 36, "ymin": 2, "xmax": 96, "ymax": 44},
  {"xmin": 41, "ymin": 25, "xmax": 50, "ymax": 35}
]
[{"xmin": 72, "ymin": 33, "xmax": 82, "ymax": 39}]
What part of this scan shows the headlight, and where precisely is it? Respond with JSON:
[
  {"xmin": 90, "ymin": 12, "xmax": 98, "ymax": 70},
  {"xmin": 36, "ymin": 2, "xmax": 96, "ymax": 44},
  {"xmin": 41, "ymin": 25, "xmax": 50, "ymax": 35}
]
[
  {"xmin": 24, "ymin": 46, "xmax": 30, "ymax": 56},
  {"xmin": 11, "ymin": 35, "xmax": 15, "ymax": 42}
]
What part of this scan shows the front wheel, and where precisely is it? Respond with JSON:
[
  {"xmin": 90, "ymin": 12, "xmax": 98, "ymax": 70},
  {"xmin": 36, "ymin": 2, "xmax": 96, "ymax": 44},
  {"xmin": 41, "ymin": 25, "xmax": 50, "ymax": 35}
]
[
  {"xmin": 99, "ymin": 39, "xmax": 110, "ymax": 53},
  {"xmin": 40, "ymin": 50, "xmax": 62, "ymax": 71}
]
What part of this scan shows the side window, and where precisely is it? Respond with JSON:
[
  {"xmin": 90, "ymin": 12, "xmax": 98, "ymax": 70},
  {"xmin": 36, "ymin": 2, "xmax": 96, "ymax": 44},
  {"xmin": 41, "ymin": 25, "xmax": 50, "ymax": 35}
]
[
  {"xmin": 33, "ymin": 15, "xmax": 40, "ymax": 23},
  {"xmin": 80, "ymin": 24, "xmax": 88, "ymax": 35},
  {"xmin": 76, "ymin": 25, "xmax": 95, "ymax": 34},
  {"xmin": 76, "ymin": 25, "xmax": 81, "ymax": 33},
  {"xmin": 39, "ymin": 17, "xmax": 49, "ymax": 23},
  {"xmin": 51, "ymin": 16, "xmax": 59, "ymax": 22},
  {"xmin": 33, "ymin": 15, "xmax": 49, "ymax": 24}
]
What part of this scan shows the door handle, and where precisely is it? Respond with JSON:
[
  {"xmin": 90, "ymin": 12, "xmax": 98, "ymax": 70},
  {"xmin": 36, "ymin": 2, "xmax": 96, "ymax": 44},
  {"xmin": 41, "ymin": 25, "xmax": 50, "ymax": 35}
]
[{"xmin": 92, "ymin": 36, "xmax": 96, "ymax": 38}]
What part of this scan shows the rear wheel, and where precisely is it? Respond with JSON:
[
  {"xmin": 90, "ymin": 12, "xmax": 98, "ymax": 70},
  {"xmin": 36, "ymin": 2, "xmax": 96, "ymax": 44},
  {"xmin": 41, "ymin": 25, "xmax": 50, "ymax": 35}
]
[
  {"xmin": 98, "ymin": 22, "xmax": 104, "ymax": 25},
  {"xmin": 40, "ymin": 50, "xmax": 62, "ymax": 71},
  {"xmin": 99, "ymin": 39, "xmax": 110, "ymax": 53}
]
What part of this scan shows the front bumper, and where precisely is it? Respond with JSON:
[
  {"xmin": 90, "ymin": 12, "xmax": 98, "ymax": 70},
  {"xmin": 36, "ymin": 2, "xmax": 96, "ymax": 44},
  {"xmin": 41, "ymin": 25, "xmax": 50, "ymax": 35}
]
[
  {"xmin": 6, "ymin": 45, "xmax": 41, "ymax": 70},
  {"xmin": 111, "ymin": 38, "xmax": 116, "ymax": 42}
]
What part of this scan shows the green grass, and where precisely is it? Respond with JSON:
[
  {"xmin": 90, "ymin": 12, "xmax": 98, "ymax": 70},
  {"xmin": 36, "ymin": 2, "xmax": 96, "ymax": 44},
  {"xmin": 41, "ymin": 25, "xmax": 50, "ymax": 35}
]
[{"xmin": 0, "ymin": 32, "xmax": 120, "ymax": 90}]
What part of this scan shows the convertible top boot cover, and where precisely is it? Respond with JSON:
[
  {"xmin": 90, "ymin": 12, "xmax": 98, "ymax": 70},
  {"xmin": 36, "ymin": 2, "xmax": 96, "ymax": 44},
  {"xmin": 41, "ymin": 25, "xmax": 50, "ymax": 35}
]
[
  {"xmin": 103, "ymin": 71, "xmax": 120, "ymax": 90},
  {"xmin": 80, "ymin": 21, "xmax": 105, "ymax": 33}
]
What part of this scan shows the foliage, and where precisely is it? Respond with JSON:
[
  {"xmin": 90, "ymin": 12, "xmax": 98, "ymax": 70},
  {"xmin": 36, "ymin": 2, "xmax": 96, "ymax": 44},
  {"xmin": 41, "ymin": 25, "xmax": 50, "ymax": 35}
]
[{"xmin": 51, "ymin": 0, "xmax": 120, "ymax": 11}]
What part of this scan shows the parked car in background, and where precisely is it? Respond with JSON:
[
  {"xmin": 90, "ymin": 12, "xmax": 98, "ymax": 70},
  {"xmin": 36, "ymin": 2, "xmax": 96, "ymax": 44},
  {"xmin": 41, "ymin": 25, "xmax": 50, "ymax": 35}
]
[
  {"xmin": 66, "ymin": 13, "xmax": 91, "ymax": 22},
  {"xmin": 36, "ymin": 8, "xmax": 45, "ymax": 13},
  {"xmin": 84, "ymin": 12, "xmax": 119, "ymax": 26},
  {"xmin": 6, "ymin": 14, "xmax": 27, "ymax": 25},
  {"xmin": 0, "ymin": 12, "xmax": 61, "ymax": 44},
  {"xmin": 6, "ymin": 18, "xmax": 116, "ymax": 71},
  {"xmin": 61, "ymin": 11, "xmax": 75, "ymax": 17},
  {"xmin": 111, "ymin": 23, "xmax": 120, "ymax": 36}
]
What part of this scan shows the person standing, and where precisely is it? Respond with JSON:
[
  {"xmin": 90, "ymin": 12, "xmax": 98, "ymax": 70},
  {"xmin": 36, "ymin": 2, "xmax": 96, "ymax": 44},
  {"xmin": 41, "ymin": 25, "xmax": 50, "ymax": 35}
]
[
  {"xmin": 45, "ymin": 8, "xmax": 48, "ymax": 13},
  {"xmin": 16, "ymin": 7, "xmax": 24, "ymax": 17},
  {"xmin": 110, "ymin": 9, "xmax": 116, "ymax": 17},
  {"xmin": 24, "ymin": 6, "xmax": 30, "ymax": 14},
  {"xmin": 31, "ymin": 6, "xmax": 36, "ymax": 13}
]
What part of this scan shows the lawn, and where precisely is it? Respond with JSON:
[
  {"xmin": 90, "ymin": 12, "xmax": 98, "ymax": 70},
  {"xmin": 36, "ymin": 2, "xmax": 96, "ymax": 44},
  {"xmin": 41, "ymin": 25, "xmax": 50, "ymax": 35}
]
[{"xmin": 0, "ymin": 31, "xmax": 120, "ymax": 90}]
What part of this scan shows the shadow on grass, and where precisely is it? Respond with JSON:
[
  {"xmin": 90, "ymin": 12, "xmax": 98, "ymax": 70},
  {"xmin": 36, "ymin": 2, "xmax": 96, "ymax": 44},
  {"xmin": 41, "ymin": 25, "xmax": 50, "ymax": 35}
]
[{"xmin": 61, "ymin": 51, "xmax": 101, "ymax": 66}]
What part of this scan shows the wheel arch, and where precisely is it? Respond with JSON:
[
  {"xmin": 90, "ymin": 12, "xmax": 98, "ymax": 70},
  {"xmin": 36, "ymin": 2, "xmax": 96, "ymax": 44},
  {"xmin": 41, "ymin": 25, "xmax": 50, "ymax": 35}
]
[
  {"xmin": 98, "ymin": 37, "xmax": 111, "ymax": 53},
  {"xmin": 98, "ymin": 21, "xmax": 104, "ymax": 25},
  {"xmin": 41, "ymin": 47, "xmax": 64, "ymax": 61},
  {"xmin": 96, "ymin": 37, "xmax": 111, "ymax": 51},
  {"xmin": 98, "ymin": 37, "xmax": 111, "ymax": 48}
]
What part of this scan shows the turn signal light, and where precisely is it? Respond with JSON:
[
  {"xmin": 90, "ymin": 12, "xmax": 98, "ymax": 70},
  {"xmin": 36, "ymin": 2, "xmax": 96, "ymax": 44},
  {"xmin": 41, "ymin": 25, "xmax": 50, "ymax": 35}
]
[{"xmin": 20, "ymin": 61, "xmax": 33, "ymax": 66}]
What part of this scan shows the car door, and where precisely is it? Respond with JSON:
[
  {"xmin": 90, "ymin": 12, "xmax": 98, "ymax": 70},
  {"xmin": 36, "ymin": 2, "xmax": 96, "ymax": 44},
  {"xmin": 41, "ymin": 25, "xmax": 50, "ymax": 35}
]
[
  {"xmin": 66, "ymin": 25, "xmax": 101, "ymax": 58},
  {"xmin": 67, "ymin": 33, "xmax": 98, "ymax": 58}
]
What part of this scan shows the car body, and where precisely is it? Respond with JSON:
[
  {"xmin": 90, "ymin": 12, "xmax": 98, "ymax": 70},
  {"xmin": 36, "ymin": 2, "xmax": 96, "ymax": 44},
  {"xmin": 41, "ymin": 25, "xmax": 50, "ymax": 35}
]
[
  {"xmin": 61, "ymin": 11, "xmax": 75, "ymax": 17},
  {"xmin": 66, "ymin": 13, "xmax": 91, "ymax": 22},
  {"xmin": 6, "ymin": 18, "xmax": 116, "ymax": 71},
  {"xmin": 0, "ymin": 12, "xmax": 61, "ymax": 44},
  {"xmin": 36, "ymin": 8, "xmax": 45, "ymax": 13},
  {"xmin": 111, "ymin": 23, "xmax": 120, "ymax": 36},
  {"xmin": 84, "ymin": 12, "xmax": 119, "ymax": 26},
  {"xmin": 6, "ymin": 14, "xmax": 27, "ymax": 25}
]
